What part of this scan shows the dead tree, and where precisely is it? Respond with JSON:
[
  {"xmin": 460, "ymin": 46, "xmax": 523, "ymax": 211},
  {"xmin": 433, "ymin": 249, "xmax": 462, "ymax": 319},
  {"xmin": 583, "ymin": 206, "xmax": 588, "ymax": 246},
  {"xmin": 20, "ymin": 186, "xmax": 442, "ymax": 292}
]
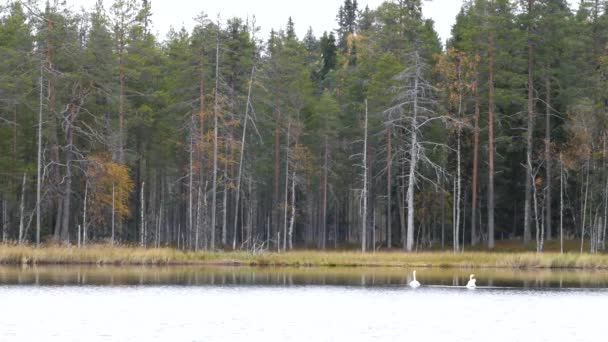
[{"xmin": 384, "ymin": 51, "xmax": 440, "ymax": 252}]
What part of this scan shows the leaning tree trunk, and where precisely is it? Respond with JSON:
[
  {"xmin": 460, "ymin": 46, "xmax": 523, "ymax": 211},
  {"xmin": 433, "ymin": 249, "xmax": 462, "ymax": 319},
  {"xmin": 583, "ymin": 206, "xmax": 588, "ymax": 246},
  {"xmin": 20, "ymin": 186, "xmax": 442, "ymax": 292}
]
[
  {"xmin": 232, "ymin": 64, "xmax": 255, "ymax": 249},
  {"xmin": 581, "ymin": 162, "xmax": 590, "ymax": 254}
]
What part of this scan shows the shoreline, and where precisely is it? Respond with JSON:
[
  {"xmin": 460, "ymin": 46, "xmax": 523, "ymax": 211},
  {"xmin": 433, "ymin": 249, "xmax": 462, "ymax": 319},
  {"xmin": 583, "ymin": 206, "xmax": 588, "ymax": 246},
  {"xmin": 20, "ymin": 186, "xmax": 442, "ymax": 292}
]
[{"xmin": 2, "ymin": 244, "xmax": 608, "ymax": 269}]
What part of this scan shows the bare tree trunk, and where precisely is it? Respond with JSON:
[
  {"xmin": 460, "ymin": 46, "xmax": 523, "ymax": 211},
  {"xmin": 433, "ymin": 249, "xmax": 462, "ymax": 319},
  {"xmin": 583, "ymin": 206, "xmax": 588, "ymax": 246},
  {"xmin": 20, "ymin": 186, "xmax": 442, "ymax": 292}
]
[
  {"xmin": 210, "ymin": 28, "xmax": 220, "ymax": 250},
  {"xmin": 398, "ymin": 166, "xmax": 406, "ymax": 248},
  {"xmin": 603, "ymin": 137, "xmax": 608, "ymax": 250},
  {"xmin": 83, "ymin": 181, "xmax": 88, "ymax": 246},
  {"xmin": 195, "ymin": 184, "xmax": 201, "ymax": 251},
  {"xmin": 13, "ymin": 104, "xmax": 17, "ymax": 167},
  {"xmin": 361, "ymin": 99, "xmax": 369, "ymax": 253},
  {"xmin": 45, "ymin": 21, "xmax": 61, "ymax": 243},
  {"xmin": 581, "ymin": 162, "xmax": 590, "ymax": 254},
  {"xmin": 118, "ymin": 47, "xmax": 125, "ymax": 164},
  {"xmin": 322, "ymin": 135, "xmax": 328, "ymax": 250},
  {"xmin": 453, "ymin": 180, "xmax": 457, "ymax": 252},
  {"xmin": 203, "ymin": 181, "xmax": 209, "ymax": 249},
  {"xmin": 455, "ymin": 59, "xmax": 463, "ymax": 253},
  {"xmin": 247, "ymin": 176, "xmax": 253, "ymax": 248},
  {"xmin": 545, "ymin": 71, "xmax": 552, "ymax": 241},
  {"xmin": 18, "ymin": 174, "xmax": 26, "ymax": 244},
  {"xmin": 488, "ymin": 33, "xmax": 496, "ymax": 249},
  {"xmin": 560, "ymin": 153, "xmax": 564, "ymax": 253},
  {"xmin": 462, "ymin": 188, "xmax": 467, "ymax": 252},
  {"xmin": 471, "ymin": 74, "xmax": 480, "ymax": 246},
  {"xmin": 198, "ymin": 43, "xmax": 205, "ymax": 250},
  {"xmin": 283, "ymin": 123, "xmax": 291, "ymax": 251},
  {"xmin": 111, "ymin": 183, "xmax": 115, "ymax": 245},
  {"xmin": 188, "ymin": 116, "xmax": 194, "ymax": 249},
  {"xmin": 405, "ymin": 60, "xmax": 420, "ymax": 252},
  {"xmin": 273, "ymin": 107, "xmax": 281, "ymax": 250},
  {"xmin": 158, "ymin": 191, "xmax": 163, "ymax": 248},
  {"xmin": 222, "ymin": 143, "xmax": 229, "ymax": 247},
  {"xmin": 523, "ymin": 0, "xmax": 536, "ymax": 245},
  {"xmin": 386, "ymin": 126, "xmax": 392, "ymax": 248},
  {"xmin": 372, "ymin": 204, "xmax": 376, "ymax": 252},
  {"xmin": 36, "ymin": 61, "xmax": 43, "ymax": 247},
  {"xmin": 529, "ymin": 158, "xmax": 542, "ymax": 252},
  {"xmin": 233, "ymin": 64, "xmax": 255, "ymax": 249},
  {"xmin": 441, "ymin": 188, "xmax": 445, "ymax": 249},
  {"xmin": 2, "ymin": 198, "xmax": 7, "ymax": 242},
  {"xmin": 60, "ymin": 106, "xmax": 78, "ymax": 241},
  {"xmin": 288, "ymin": 169, "xmax": 296, "ymax": 250},
  {"xmin": 140, "ymin": 181, "xmax": 145, "ymax": 247}
]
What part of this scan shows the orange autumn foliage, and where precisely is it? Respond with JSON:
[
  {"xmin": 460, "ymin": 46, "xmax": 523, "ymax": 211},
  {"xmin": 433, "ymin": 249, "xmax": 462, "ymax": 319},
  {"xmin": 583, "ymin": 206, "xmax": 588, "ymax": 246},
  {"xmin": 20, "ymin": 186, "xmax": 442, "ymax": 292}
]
[{"xmin": 86, "ymin": 155, "xmax": 134, "ymax": 228}]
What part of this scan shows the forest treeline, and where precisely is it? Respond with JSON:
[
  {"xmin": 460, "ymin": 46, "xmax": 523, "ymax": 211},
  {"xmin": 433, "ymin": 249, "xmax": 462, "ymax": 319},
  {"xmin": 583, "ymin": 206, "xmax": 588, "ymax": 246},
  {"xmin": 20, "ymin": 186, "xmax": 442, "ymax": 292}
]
[{"xmin": 1, "ymin": 0, "xmax": 607, "ymax": 253}]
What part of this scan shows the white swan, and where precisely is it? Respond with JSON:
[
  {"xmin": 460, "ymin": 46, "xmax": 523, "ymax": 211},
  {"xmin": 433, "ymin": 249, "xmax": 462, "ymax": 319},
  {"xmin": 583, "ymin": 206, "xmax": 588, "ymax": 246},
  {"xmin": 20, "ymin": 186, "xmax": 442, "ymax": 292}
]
[
  {"xmin": 466, "ymin": 274, "xmax": 476, "ymax": 289},
  {"xmin": 409, "ymin": 270, "xmax": 421, "ymax": 288}
]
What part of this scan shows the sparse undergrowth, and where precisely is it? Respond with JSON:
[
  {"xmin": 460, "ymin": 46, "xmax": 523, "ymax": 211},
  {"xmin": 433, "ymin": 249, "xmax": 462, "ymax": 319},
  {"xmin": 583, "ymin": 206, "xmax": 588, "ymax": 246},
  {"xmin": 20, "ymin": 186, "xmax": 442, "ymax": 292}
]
[{"xmin": 1, "ymin": 243, "xmax": 608, "ymax": 269}]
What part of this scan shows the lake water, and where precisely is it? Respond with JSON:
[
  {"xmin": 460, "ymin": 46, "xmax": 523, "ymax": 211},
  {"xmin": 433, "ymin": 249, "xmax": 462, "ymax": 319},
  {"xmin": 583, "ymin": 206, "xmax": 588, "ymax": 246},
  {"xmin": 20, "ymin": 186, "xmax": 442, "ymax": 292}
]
[{"xmin": 0, "ymin": 266, "xmax": 606, "ymax": 341}]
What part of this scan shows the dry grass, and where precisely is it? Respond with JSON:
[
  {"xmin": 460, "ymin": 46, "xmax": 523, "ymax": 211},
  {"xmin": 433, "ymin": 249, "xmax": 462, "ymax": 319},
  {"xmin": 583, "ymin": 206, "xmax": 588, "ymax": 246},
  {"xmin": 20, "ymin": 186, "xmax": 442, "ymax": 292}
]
[{"xmin": 2, "ymin": 243, "xmax": 608, "ymax": 269}]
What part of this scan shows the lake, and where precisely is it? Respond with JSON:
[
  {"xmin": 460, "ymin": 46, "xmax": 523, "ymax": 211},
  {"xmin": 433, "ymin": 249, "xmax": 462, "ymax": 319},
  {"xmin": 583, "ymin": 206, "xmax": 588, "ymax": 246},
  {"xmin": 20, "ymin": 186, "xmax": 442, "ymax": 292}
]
[{"xmin": 0, "ymin": 266, "xmax": 606, "ymax": 341}]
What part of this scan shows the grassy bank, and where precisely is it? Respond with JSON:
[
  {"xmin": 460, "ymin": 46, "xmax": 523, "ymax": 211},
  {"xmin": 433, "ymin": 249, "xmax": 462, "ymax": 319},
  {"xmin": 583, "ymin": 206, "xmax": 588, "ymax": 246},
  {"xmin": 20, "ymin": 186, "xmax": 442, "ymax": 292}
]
[
  {"xmin": 2, "ymin": 243, "xmax": 608, "ymax": 269},
  {"xmin": 3, "ymin": 265, "xmax": 607, "ymax": 287}
]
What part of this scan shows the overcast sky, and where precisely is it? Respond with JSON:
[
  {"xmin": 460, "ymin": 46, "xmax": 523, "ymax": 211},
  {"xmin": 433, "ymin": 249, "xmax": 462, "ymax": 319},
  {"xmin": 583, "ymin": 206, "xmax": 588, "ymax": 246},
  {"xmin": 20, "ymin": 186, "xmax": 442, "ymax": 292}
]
[{"xmin": 71, "ymin": 0, "xmax": 578, "ymax": 44}]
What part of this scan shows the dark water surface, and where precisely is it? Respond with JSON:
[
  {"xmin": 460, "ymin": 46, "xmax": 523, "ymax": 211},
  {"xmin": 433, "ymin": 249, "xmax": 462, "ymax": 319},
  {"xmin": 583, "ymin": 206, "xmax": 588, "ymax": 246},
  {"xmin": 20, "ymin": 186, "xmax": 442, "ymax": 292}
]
[{"xmin": 0, "ymin": 266, "xmax": 606, "ymax": 341}]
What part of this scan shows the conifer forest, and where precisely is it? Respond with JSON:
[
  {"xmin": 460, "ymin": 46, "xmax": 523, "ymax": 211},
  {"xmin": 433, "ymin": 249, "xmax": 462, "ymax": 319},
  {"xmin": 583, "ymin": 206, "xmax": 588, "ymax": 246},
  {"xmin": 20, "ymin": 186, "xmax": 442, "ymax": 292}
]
[{"xmin": 2, "ymin": 0, "xmax": 608, "ymax": 254}]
